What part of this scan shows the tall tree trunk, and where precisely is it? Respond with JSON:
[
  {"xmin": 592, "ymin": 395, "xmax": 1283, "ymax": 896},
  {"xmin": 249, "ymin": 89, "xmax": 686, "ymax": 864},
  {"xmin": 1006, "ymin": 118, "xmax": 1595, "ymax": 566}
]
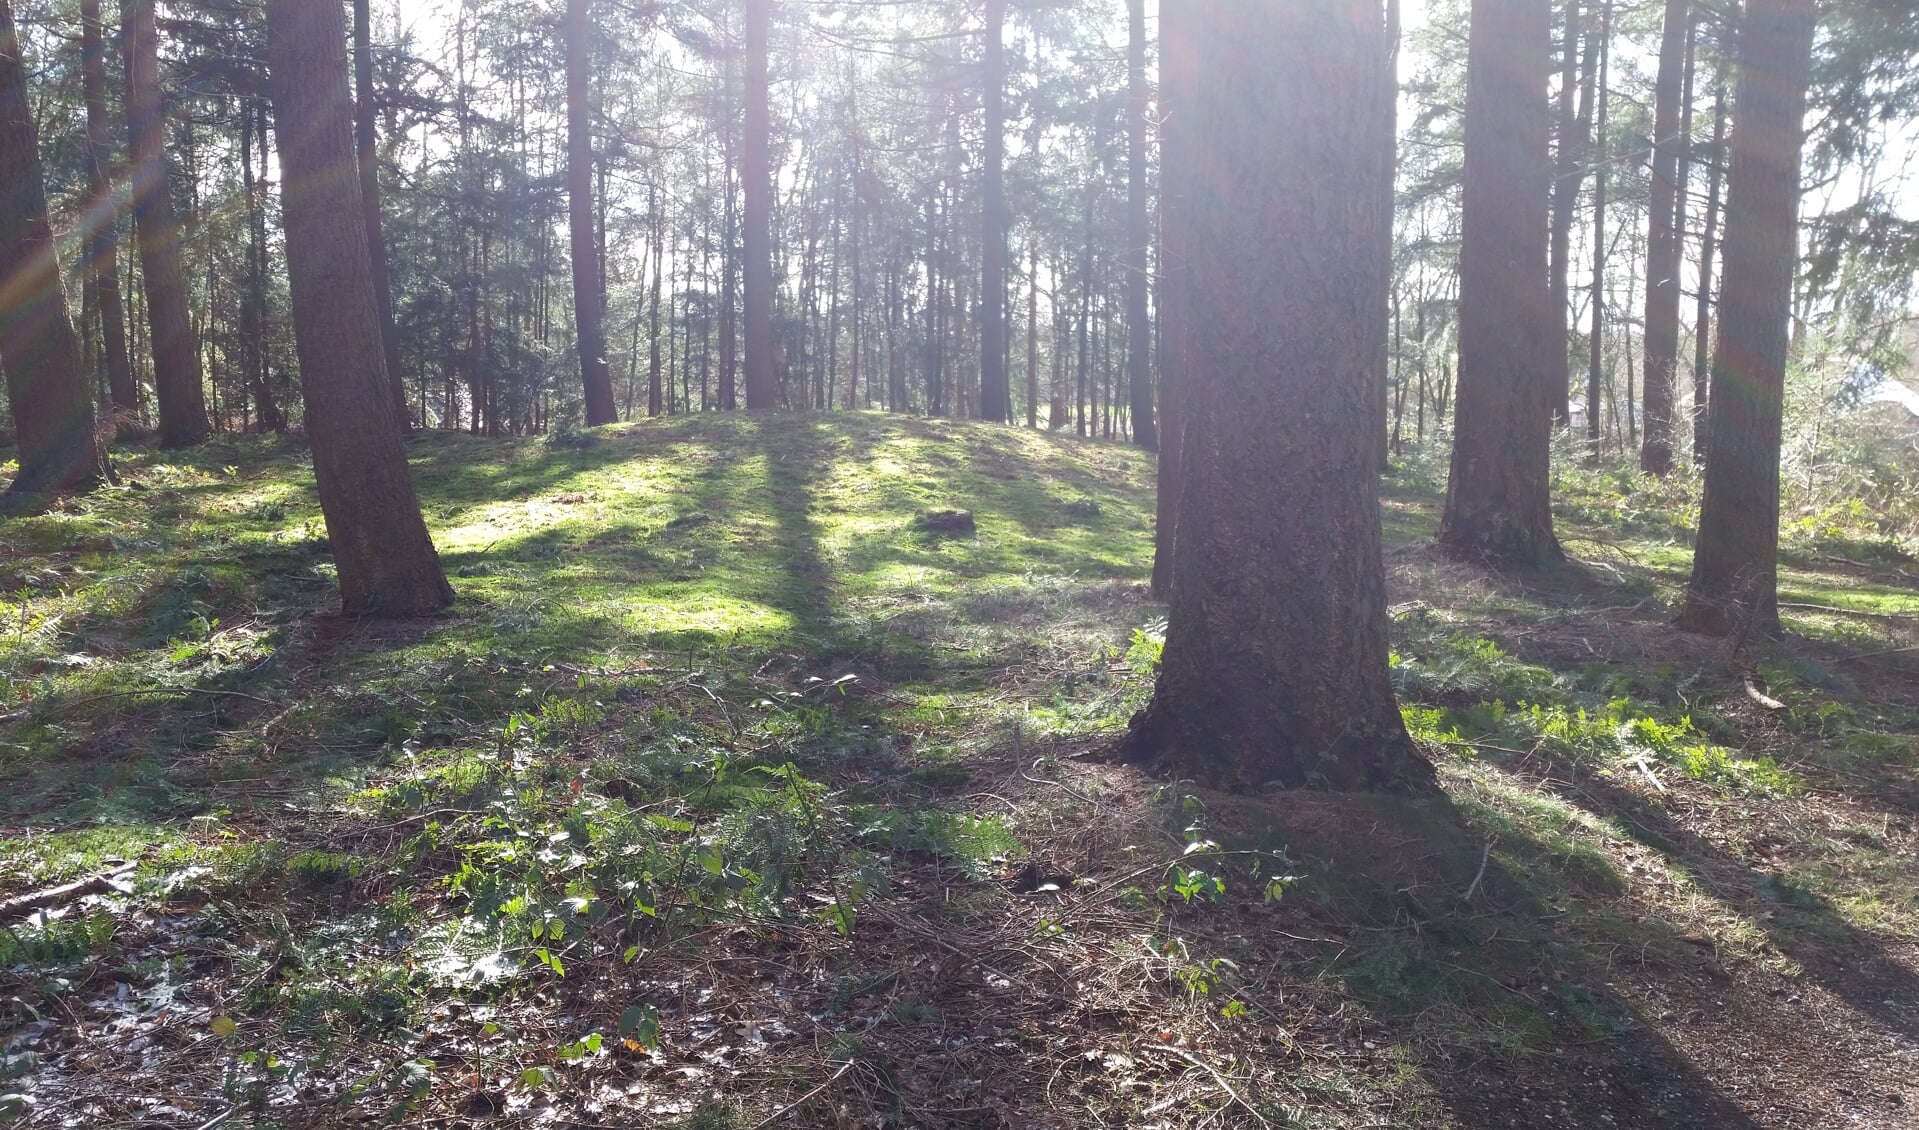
[
  {"xmin": 238, "ymin": 103, "xmax": 281, "ymax": 433},
  {"xmin": 1, "ymin": 0, "xmax": 104, "ymax": 505},
  {"xmin": 1693, "ymin": 69, "xmax": 1726, "ymax": 465},
  {"xmin": 1439, "ymin": 0, "xmax": 1562, "ymax": 565},
  {"xmin": 81, "ymin": 0, "xmax": 136, "ymax": 424},
  {"xmin": 741, "ymin": 0, "xmax": 776, "ymax": 410},
  {"xmin": 848, "ymin": 95, "xmax": 863, "ymax": 410},
  {"xmin": 266, "ymin": 0, "xmax": 452, "ymax": 616},
  {"xmin": 1124, "ymin": 0, "xmax": 1426, "ymax": 792},
  {"xmin": 720, "ymin": 17, "xmax": 739, "ymax": 411},
  {"xmin": 1672, "ymin": 8, "xmax": 1697, "ymax": 440},
  {"xmin": 1623, "ymin": 230, "xmax": 1638, "ymax": 445},
  {"xmin": 354, "ymin": 0, "xmax": 409, "ymax": 432},
  {"xmin": 977, "ymin": 0, "xmax": 1010, "ymax": 423},
  {"xmin": 1123, "ymin": 0, "xmax": 1156, "ymax": 449},
  {"xmin": 1638, "ymin": 0, "xmax": 1689, "ymax": 475},
  {"xmin": 1585, "ymin": 0, "xmax": 1611, "ymax": 446},
  {"xmin": 827, "ymin": 167, "xmax": 842, "ymax": 408},
  {"xmin": 1025, "ymin": 239, "xmax": 1039, "ymax": 428},
  {"xmin": 1075, "ymin": 190, "xmax": 1093, "ymax": 437},
  {"xmin": 1679, "ymin": 0, "xmax": 1816, "ymax": 637},
  {"xmin": 1152, "ymin": 1, "xmax": 1194, "ymax": 595},
  {"xmin": 125, "ymin": 0, "xmax": 208, "ymax": 448},
  {"xmin": 1546, "ymin": 0, "xmax": 1586, "ymax": 427},
  {"xmin": 649, "ymin": 180, "xmax": 663, "ymax": 417},
  {"xmin": 566, "ymin": 0, "xmax": 617, "ymax": 425}
]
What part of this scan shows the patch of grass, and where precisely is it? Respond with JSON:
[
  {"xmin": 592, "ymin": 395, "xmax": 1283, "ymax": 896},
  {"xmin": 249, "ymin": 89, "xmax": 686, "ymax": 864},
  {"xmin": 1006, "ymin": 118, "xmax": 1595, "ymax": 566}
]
[{"xmin": 5, "ymin": 422, "xmax": 1919, "ymax": 1127}]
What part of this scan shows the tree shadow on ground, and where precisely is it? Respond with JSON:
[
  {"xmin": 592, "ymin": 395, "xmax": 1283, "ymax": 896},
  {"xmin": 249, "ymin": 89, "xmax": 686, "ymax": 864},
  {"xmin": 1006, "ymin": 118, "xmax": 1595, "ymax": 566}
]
[
  {"xmin": 1543, "ymin": 767, "xmax": 1919, "ymax": 1048},
  {"xmin": 1195, "ymin": 788, "xmax": 1769, "ymax": 1129}
]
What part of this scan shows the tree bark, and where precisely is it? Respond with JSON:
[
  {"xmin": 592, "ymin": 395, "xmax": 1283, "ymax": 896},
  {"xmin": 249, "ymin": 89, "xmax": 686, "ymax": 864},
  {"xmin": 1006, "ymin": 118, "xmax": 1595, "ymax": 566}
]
[
  {"xmin": 1679, "ymin": 0, "xmax": 1816, "ymax": 637},
  {"xmin": 1439, "ymin": 0, "xmax": 1562, "ymax": 565},
  {"xmin": 1693, "ymin": 69, "xmax": 1726, "ymax": 465},
  {"xmin": 1639, "ymin": 0, "xmax": 1689, "ymax": 475},
  {"xmin": 354, "ymin": 0, "xmax": 409, "ymax": 432},
  {"xmin": 266, "ymin": 0, "xmax": 454, "ymax": 617},
  {"xmin": 565, "ymin": 0, "xmax": 617, "ymax": 425},
  {"xmin": 1546, "ymin": 0, "xmax": 1586, "ymax": 428},
  {"xmin": 1586, "ymin": 0, "xmax": 1611, "ymax": 445},
  {"xmin": 81, "ymin": 0, "xmax": 137, "ymax": 424},
  {"xmin": 976, "ymin": 0, "xmax": 1010, "ymax": 423},
  {"xmin": 648, "ymin": 179, "xmax": 664, "ymax": 417},
  {"xmin": 1026, "ymin": 239, "xmax": 1039, "ymax": 428},
  {"xmin": 238, "ymin": 103, "xmax": 282, "ymax": 432},
  {"xmin": 125, "ymin": 0, "xmax": 208, "ymax": 448},
  {"xmin": 1123, "ymin": 0, "xmax": 1155, "ymax": 450},
  {"xmin": 1, "ymin": 0, "xmax": 104, "ymax": 504},
  {"xmin": 1151, "ymin": 0, "xmax": 1194, "ymax": 596},
  {"xmin": 1075, "ymin": 188, "xmax": 1092, "ymax": 437},
  {"xmin": 741, "ymin": 0, "xmax": 776, "ymax": 410},
  {"xmin": 720, "ymin": 20, "xmax": 740, "ymax": 411},
  {"xmin": 1672, "ymin": 8, "xmax": 1697, "ymax": 434},
  {"xmin": 1124, "ymin": 0, "xmax": 1428, "ymax": 793}
]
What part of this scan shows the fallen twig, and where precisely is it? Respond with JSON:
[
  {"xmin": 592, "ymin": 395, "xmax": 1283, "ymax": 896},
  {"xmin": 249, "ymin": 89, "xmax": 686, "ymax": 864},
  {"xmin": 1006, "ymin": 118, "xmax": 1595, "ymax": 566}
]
[
  {"xmin": 1, "ymin": 860, "xmax": 137, "ymax": 922},
  {"xmin": 747, "ymin": 1059, "xmax": 854, "ymax": 1129},
  {"xmin": 1141, "ymin": 1043, "xmax": 1273, "ymax": 1129},
  {"xmin": 1743, "ymin": 677, "xmax": 1787, "ymax": 711},
  {"xmin": 1462, "ymin": 841, "xmax": 1493, "ymax": 903},
  {"xmin": 1834, "ymin": 643, "xmax": 1919, "ymax": 664},
  {"xmin": 1778, "ymin": 601, "xmax": 1916, "ymax": 622}
]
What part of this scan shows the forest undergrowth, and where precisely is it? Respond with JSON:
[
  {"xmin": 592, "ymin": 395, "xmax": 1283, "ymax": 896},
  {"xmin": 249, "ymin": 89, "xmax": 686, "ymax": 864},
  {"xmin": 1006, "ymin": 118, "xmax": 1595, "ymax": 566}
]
[{"xmin": 3, "ymin": 414, "xmax": 1918, "ymax": 1128}]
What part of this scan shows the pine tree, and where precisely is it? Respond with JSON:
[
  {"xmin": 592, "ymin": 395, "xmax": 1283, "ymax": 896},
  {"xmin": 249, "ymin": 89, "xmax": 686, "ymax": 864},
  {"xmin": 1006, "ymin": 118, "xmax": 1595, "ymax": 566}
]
[
  {"xmin": 1678, "ymin": 0, "xmax": 1817, "ymax": 636},
  {"xmin": 566, "ymin": 0, "xmax": 618, "ymax": 426},
  {"xmin": 125, "ymin": 0, "xmax": 209, "ymax": 448},
  {"xmin": 978, "ymin": 0, "xmax": 1010, "ymax": 423},
  {"xmin": 1, "ymin": 0, "xmax": 104, "ymax": 506},
  {"xmin": 266, "ymin": 0, "xmax": 455, "ymax": 616},
  {"xmin": 1125, "ymin": 0, "xmax": 1428, "ymax": 792},
  {"xmin": 1639, "ymin": 0, "xmax": 1690, "ymax": 476},
  {"xmin": 355, "ymin": 0, "xmax": 412, "ymax": 431},
  {"xmin": 1438, "ymin": 0, "xmax": 1562, "ymax": 565},
  {"xmin": 741, "ymin": 0, "xmax": 776, "ymax": 411},
  {"xmin": 1123, "ymin": 0, "xmax": 1155, "ymax": 450}
]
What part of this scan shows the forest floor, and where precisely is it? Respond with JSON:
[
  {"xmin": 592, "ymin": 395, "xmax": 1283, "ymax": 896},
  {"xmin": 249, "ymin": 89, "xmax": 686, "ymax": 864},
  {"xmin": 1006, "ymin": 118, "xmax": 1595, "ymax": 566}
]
[{"xmin": 2, "ymin": 413, "xmax": 1918, "ymax": 1129}]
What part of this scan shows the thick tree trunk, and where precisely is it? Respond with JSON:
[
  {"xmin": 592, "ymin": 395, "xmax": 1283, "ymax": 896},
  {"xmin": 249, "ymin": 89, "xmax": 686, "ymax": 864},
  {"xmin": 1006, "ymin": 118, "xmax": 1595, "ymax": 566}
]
[
  {"xmin": 1, "ymin": 0, "xmax": 104, "ymax": 504},
  {"xmin": 977, "ymin": 0, "xmax": 1010, "ymax": 423},
  {"xmin": 266, "ymin": 0, "xmax": 453, "ymax": 617},
  {"xmin": 81, "ymin": 0, "xmax": 137, "ymax": 424},
  {"xmin": 125, "ymin": 0, "xmax": 208, "ymax": 448},
  {"xmin": 1693, "ymin": 71, "xmax": 1726, "ymax": 465},
  {"xmin": 1151, "ymin": 0, "xmax": 1194, "ymax": 596},
  {"xmin": 1546, "ymin": 0, "xmax": 1586, "ymax": 428},
  {"xmin": 1639, "ymin": 0, "xmax": 1689, "ymax": 475},
  {"xmin": 565, "ymin": 0, "xmax": 617, "ymax": 425},
  {"xmin": 1124, "ymin": 0, "xmax": 1427, "ymax": 793},
  {"xmin": 1679, "ymin": 0, "xmax": 1815, "ymax": 637},
  {"xmin": 1123, "ymin": 0, "xmax": 1155, "ymax": 450},
  {"xmin": 1439, "ymin": 0, "xmax": 1562, "ymax": 565},
  {"xmin": 353, "ymin": 0, "xmax": 410, "ymax": 432},
  {"xmin": 742, "ymin": 0, "xmax": 776, "ymax": 410}
]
